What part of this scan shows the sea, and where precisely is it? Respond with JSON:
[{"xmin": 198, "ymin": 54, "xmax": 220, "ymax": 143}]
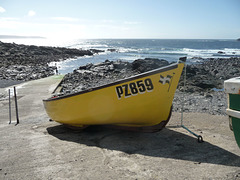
[{"xmin": 1, "ymin": 38, "xmax": 240, "ymax": 74}]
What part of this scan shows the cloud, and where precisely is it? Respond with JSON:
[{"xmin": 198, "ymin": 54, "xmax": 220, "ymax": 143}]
[
  {"xmin": 0, "ymin": 6, "xmax": 6, "ymax": 13},
  {"xmin": 51, "ymin": 17, "xmax": 79, "ymax": 22},
  {"xmin": 28, "ymin": 10, "xmax": 36, "ymax": 17},
  {"xmin": 0, "ymin": 16, "xmax": 87, "ymax": 39}
]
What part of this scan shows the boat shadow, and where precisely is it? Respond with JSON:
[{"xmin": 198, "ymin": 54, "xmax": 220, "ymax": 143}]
[{"xmin": 47, "ymin": 125, "xmax": 240, "ymax": 167}]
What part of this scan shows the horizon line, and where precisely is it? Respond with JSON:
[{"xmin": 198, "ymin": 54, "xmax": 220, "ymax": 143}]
[{"xmin": 0, "ymin": 35, "xmax": 239, "ymax": 40}]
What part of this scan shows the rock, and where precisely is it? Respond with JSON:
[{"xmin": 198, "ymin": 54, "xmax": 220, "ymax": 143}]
[
  {"xmin": 107, "ymin": 49, "xmax": 118, "ymax": 52},
  {"xmin": 132, "ymin": 58, "xmax": 169, "ymax": 73},
  {"xmin": 90, "ymin": 49, "xmax": 105, "ymax": 54},
  {"xmin": 205, "ymin": 94, "xmax": 213, "ymax": 98},
  {"xmin": 194, "ymin": 79, "xmax": 216, "ymax": 89},
  {"xmin": 113, "ymin": 60, "xmax": 131, "ymax": 70},
  {"xmin": 191, "ymin": 56, "xmax": 204, "ymax": 60}
]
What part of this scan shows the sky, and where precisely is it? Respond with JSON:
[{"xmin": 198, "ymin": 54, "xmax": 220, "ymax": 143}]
[{"xmin": 0, "ymin": 0, "xmax": 240, "ymax": 39}]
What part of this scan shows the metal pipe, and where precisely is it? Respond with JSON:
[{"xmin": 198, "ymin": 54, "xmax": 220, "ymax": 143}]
[
  {"xmin": 8, "ymin": 89, "xmax": 11, "ymax": 124},
  {"xmin": 180, "ymin": 59, "xmax": 203, "ymax": 143},
  {"xmin": 13, "ymin": 86, "xmax": 19, "ymax": 125}
]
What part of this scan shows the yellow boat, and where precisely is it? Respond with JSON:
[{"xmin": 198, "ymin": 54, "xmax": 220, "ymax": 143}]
[{"xmin": 43, "ymin": 58, "xmax": 185, "ymax": 132}]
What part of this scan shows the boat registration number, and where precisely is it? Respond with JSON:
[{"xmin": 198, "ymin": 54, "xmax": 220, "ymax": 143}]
[{"xmin": 115, "ymin": 78, "xmax": 154, "ymax": 99}]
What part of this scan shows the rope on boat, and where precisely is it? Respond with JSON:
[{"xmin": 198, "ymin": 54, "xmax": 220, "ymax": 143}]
[{"xmin": 180, "ymin": 57, "xmax": 203, "ymax": 143}]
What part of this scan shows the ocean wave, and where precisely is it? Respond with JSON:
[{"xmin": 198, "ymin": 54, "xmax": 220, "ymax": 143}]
[
  {"xmin": 68, "ymin": 44, "xmax": 109, "ymax": 50},
  {"xmin": 224, "ymin": 48, "xmax": 240, "ymax": 54},
  {"xmin": 11, "ymin": 39, "xmax": 239, "ymax": 74},
  {"xmin": 64, "ymin": 39, "xmax": 240, "ymax": 60},
  {"xmin": 182, "ymin": 48, "xmax": 240, "ymax": 58}
]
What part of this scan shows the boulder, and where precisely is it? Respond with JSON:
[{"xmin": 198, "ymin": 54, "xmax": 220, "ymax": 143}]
[
  {"xmin": 132, "ymin": 58, "xmax": 169, "ymax": 73},
  {"xmin": 90, "ymin": 49, "xmax": 105, "ymax": 54},
  {"xmin": 107, "ymin": 49, "xmax": 118, "ymax": 52}
]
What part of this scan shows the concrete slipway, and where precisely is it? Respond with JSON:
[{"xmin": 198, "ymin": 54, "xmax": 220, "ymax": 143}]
[{"xmin": 0, "ymin": 75, "xmax": 240, "ymax": 180}]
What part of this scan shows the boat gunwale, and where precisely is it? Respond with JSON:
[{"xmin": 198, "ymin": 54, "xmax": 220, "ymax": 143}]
[{"xmin": 43, "ymin": 62, "xmax": 180, "ymax": 102}]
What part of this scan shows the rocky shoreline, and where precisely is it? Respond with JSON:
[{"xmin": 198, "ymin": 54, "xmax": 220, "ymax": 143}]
[
  {"xmin": 58, "ymin": 57, "xmax": 239, "ymax": 115},
  {"xmin": 182, "ymin": 57, "xmax": 240, "ymax": 92},
  {"xmin": 59, "ymin": 57, "xmax": 240, "ymax": 94},
  {"xmin": 0, "ymin": 41, "xmax": 93, "ymax": 82},
  {"xmin": 1, "ymin": 41, "xmax": 240, "ymax": 115},
  {"xmin": 59, "ymin": 58, "xmax": 170, "ymax": 94}
]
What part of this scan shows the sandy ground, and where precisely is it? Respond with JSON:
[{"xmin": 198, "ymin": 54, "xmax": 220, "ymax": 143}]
[{"xmin": 0, "ymin": 76, "xmax": 240, "ymax": 180}]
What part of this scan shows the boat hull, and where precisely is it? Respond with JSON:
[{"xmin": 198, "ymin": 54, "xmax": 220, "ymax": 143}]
[
  {"xmin": 226, "ymin": 94, "xmax": 240, "ymax": 148},
  {"xmin": 43, "ymin": 63, "xmax": 184, "ymax": 128},
  {"xmin": 225, "ymin": 77, "xmax": 240, "ymax": 148}
]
